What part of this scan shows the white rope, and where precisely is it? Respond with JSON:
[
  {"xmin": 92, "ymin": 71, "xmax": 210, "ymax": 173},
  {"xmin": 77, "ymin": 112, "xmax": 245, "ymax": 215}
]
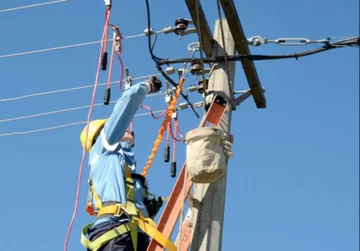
[
  {"xmin": 0, "ymin": 110, "xmax": 165, "ymax": 137},
  {"xmin": 0, "ymin": 0, "xmax": 68, "ymax": 13},
  {"xmin": 0, "ymin": 30, "xmax": 164, "ymax": 59},
  {"xmin": 0, "ymin": 73, "xmax": 162, "ymax": 102}
]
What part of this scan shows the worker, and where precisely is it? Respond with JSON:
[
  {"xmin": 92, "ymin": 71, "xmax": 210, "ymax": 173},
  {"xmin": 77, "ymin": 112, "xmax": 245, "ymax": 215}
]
[{"xmin": 80, "ymin": 76, "xmax": 164, "ymax": 251}]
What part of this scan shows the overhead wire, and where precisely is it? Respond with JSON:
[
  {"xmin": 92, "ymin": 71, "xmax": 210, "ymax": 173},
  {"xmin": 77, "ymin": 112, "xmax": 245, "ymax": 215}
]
[
  {"xmin": 0, "ymin": 0, "xmax": 68, "ymax": 13},
  {"xmin": 0, "ymin": 94, "xmax": 160, "ymax": 123},
  {"xmin": 0, "ymin": 73, "xmax": 162, "ymax": 103},
  {"xmin": 194, "ymin": 0, "xmax": 208, "ymax": 93},
  {"xmin": 0, "ymin": 88, "xmax": 207, "ymax": 124},
  {"xmin": 0, "ymin": 110, "xmax": 166, "ymax": 137},
  {"xmin": 0, "ymin": 100, "xmax": 205, "ymax": 138},
  {"xmin": 0, "ymin": 31, "xmax": 164, "ymax": 59},
  {"xmin": 157, "ymin": 36, "xmax": 360, "ymax": 65},
  {"xmin": 144, "ymin": 0, "xmax": 199, "ymax": 118}
]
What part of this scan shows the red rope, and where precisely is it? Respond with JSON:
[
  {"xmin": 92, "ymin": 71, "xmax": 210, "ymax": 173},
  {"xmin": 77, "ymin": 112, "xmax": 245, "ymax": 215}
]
[
  {"xmin": 102, "ymin": 8, "xmax": 111, "ymax": 55},
  {"xmin": 141, "ymin": 105, "xmax": 167, "ymax": 119},
  {"xmin": 108, "ymin": 24, "xmax": 124, "ymax": 92},
  {"xmin": 116, "ymin": 52, "xmax": 125, "ymax": 92},
  {"xmin": 169, "ymin": 119, "xmax": 184, "ymax": 142},
  {"xmin": 172, "ymin": 119, "xmax": 177, "ymax": 163},
  {"xmin": 175, "ymin": 119, "xmax": 184, "ymax": 140},
  {"xmin": 63, "ymin": 9, "xmax": 111, "ymax": 251},
  {"xmin": 166, "ymin": 120, "xmax": 171, "ymax": 146},
  {"xmin": 106, "ymin": 39, "xmax": 116, "ymax": 90}
]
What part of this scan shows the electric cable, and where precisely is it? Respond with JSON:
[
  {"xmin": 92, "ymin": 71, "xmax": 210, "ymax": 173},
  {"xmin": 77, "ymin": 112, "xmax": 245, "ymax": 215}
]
[
  {"xmin": 0, "ymin": 96, "xmax": 207, "ymax": 136},
  {"xmin": 0, "ymin": 110, "xmax": 166, "ymax": 137},
  {"xmin": 0, "ymin": 91, "xmax": 194, "ymax": 124},
  {"xmin": 194, "ymin": 0, "xmax": 208, "ymax": 91},
  {"xmin": 144, "ymin": 0, "xmax": 199, "ymax": 118},
  {"xmin": 0, "ymin": 0, "xmax": 68, "ymax": 13},
  {"xmin": 0, "ymin": 31, "xmax": 165, "ymax": 59},
  {"xmin": 157, "ymin": 36, "xmax": 360, "ymax": 65},
  {"xmin": 0, "ymin": 73, "xmax": 162, "ymax": 103},
  {"xmin": 144, "ymin": 0, "xmax": 164, "ymax": 63}
]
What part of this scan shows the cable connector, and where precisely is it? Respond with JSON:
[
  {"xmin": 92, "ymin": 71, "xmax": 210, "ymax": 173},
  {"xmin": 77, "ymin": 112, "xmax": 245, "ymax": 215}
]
[
  {"xmin": 165, "ymin": 66, "xmax": 177, "ymax": 75},
  {"xmin": 162, "ymin": 26, "xmax": 175, "ymax": 34},
  {"xmin": 165, "ymin": 92, "xmax": 172, "ymax": 103},
  {"xmin": 144, "ymin": 27, "xmax": 155, "ymax": 36},
  {"xmin": 177, "ymin": 102, "xmax": 189, "ymax": 110},
  {"xmin": 171, "ymin": 110, "xmax": 178, "ymax": 120},
  {"xmin": 247, "ymin": 35, "xmax": 267, "ymax": 46},
  {"xmin": 104, "ymin": 0, "xmax": 112, "ymax": 7},
  {"xmin": 112, "ymin": 26, "xmax": 122, "ymax": 53}
]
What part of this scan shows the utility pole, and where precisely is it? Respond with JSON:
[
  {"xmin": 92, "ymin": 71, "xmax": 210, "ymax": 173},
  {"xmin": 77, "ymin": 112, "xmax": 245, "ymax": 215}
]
[{"xmin": 190, "ymin": 18, "xmax": 236, "ymax": 251}]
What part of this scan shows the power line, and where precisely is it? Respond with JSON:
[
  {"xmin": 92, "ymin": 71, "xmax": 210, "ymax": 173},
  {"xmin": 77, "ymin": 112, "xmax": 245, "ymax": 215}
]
[
  {"xmin": 0, "ymin": 99, "xmax": 206, "ymax": 137},
  {"xmin": 157, "ymin": 36, "xmax": 360, "ymax": 65},
  {"xmin": 0, "ymin": 86, "xmax": 246, "ymax": 124},
  {"xmin": 0, "ymin": 30, "xmax": 164, "ymax": 59},
  {"xmin": 0, "ymin": 93, "xmax": 164, "ymax": 123},
  {"xmin": 0, "ymin": 0, "xmax": 68, "ymax": 13},
  {"xmin": 0, "ymin": 84, "xmax": 210, "ymax": 123},
  {"xmin": 0, "ymin": 73, "xmax": 162, "ymax": 103},
  {"xmin": 0, "ymin": 110, "xmax": 164, "ymax": 137}
]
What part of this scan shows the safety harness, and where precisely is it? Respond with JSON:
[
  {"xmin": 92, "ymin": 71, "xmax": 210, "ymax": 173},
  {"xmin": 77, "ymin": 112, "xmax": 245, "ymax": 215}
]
[{"xmin": 80, "ymin": 158, "xmax": 177, "ymax": 251}]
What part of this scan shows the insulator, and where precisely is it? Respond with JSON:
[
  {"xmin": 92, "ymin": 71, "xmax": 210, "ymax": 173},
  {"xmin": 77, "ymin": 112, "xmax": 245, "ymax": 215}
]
[
  {"xmin": 190, "ymin": 60, "xmax": 202, "ymax": 76},
  {"xmin": 174, "ymin": 18, "xmax": 189, "ymax": 35}
]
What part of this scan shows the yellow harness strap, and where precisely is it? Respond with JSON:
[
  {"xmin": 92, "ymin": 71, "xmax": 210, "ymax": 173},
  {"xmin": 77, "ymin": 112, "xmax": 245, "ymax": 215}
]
[
  {"xmin": 133, "ymin": 212, "xmax": 177, "ymax": 251},
  {"xmin": 82, "ymin": 163, "xmax": 176, "ymax": 251},
  {"xmin": 81, "ymin": 221, "xmax": 137, "ymax": 251}
]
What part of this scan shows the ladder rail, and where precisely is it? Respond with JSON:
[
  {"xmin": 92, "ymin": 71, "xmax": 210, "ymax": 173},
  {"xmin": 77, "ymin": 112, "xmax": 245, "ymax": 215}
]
[{"xmin": 147, "ymin": 96, "xmax": 228, "ymax": 251}]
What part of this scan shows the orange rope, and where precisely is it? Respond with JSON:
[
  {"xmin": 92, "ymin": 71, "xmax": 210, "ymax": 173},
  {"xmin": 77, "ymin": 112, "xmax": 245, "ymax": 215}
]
[{"xmin": 141, "ymin": 78, "xmax": 185, "ymax": 176}]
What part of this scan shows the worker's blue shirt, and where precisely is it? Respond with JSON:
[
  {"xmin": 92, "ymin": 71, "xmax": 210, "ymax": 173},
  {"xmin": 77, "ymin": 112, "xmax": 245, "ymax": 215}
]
[{"xmin": 88, "ymin": 82, "xmax": 150, "ymax": 225}]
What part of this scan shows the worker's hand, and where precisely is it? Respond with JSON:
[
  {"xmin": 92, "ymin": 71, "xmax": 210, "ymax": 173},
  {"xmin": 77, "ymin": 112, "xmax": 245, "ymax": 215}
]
[{"xmin": 147, "ymin": 76, "xmax": 162, "ymax": 93}]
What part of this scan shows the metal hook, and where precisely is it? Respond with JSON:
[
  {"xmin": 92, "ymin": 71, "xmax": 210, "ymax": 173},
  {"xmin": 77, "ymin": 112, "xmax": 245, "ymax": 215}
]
[{"xmin": 187, "ymin": 42, "xmax": 200, "ymax": 53}]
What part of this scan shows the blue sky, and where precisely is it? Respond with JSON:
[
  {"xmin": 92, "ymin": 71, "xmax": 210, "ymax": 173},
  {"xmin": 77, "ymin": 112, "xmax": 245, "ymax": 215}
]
[{"xmin": 0, "ymin": 1, "xmax": 358, "ymax": 251}]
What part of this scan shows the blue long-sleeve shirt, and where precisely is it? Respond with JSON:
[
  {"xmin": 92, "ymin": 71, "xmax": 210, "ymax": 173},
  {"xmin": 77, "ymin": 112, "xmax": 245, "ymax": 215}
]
[{"xmin": 88, "ymin": 82, "xmax": 150, "ymax": 225}]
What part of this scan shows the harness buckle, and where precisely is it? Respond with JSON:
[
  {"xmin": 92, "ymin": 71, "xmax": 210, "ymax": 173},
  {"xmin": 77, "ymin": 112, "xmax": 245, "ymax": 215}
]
[{"xmin": 113, "ymin": 204, "xmax": 126, "ymax": 218}]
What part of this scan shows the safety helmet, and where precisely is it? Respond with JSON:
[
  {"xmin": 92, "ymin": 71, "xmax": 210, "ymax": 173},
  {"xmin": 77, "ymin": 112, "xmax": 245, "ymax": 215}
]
[{"xmin": 80, "ymin": 119, "xmax": 107, "ymax": 152}]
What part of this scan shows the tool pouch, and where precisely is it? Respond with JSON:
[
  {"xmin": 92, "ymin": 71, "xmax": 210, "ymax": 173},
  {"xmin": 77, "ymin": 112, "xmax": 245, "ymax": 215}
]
[{"xmin": 184, "ymin": 127, "xmax": 232, "ymax": 183}]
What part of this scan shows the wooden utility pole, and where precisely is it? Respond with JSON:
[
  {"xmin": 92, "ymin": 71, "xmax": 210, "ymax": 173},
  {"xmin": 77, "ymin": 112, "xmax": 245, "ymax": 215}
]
[
  {"xmin": 190, "ymin": 19, "xmax": 236, "ymax": 251},
  {"xmin": 147, "ymin": 2, "xmax": 266, "ymax": 250}
]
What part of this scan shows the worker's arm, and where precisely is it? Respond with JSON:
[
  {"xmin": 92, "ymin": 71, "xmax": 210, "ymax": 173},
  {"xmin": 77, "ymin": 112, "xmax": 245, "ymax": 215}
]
[{"xmin": 102, "ymin": 82, "xmax": 150, "ymax": 147}]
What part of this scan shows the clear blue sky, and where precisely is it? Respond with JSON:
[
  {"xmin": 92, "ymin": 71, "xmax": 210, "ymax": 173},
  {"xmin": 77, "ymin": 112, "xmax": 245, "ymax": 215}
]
[{"xmin": 0, "ymin": 1, "xmax": 358, "ymax": 251}]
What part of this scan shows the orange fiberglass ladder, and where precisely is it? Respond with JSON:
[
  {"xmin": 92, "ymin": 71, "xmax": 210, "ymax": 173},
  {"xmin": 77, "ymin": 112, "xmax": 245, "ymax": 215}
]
[{"xmin": 147, "ymin": 94, "xmax": 229, "ymax": 251}]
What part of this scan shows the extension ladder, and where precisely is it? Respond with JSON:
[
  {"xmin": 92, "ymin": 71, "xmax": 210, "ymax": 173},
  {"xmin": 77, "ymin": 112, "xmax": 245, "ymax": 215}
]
[{"xmin": 147, "ymin": 94, "xmax": 228, "ymax": 251}]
